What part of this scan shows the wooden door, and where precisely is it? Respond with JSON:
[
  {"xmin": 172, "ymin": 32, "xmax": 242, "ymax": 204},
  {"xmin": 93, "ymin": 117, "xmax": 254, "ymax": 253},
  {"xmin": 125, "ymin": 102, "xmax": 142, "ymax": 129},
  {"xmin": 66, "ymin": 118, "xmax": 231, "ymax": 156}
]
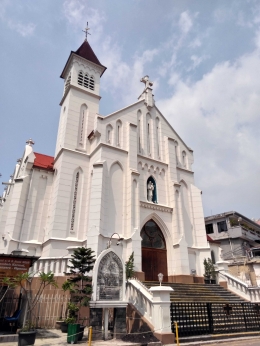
[{"xmin": 142, "ymin": 247, "xmax": 168, "ymax": 282}]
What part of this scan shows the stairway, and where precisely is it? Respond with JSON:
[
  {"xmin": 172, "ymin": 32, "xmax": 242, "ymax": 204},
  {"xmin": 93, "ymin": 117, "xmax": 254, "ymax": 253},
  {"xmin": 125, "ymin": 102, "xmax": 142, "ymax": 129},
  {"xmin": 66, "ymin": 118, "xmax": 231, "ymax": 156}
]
[{"xmin": 143, "ymin": 281, "xmax": 246, "ymax": 303}]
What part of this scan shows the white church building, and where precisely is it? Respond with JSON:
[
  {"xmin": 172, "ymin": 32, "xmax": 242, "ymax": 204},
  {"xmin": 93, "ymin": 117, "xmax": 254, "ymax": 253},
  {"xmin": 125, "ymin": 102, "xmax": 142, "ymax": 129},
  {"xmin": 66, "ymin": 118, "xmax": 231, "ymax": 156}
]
[{"xmin": 0, "ymin": 39, "xmax": 210, "ymax": 283}]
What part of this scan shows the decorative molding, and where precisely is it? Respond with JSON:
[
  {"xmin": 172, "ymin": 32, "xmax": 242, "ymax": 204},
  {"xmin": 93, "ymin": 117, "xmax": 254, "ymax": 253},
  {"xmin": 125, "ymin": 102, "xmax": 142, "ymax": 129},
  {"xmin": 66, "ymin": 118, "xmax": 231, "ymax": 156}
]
[
  {"xmin": 177, "ymin": 166, "xmax": 194, "ymax": 174},
  {"xmin": 59, "ymin": 84, "xmax": 101, "ymax": 106},
  {"xmin": 140, "ymin": 200, "xmax": 173, "ymax": 213},
  {"xmin": 73, "ymin": 55, "xmax": 104, "ymax": 75},
  {"xmin": 137, "ymin": 154, "xmax": 168, "ymax": 166}
]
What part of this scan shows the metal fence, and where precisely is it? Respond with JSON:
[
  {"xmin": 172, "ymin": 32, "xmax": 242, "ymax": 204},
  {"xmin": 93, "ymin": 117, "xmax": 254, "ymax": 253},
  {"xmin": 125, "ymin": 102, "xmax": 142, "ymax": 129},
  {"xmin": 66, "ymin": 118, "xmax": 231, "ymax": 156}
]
[
  {"xmin": 0, "ymin": 290, "xmax": 70, "ymax": 330},
  {"xmin": 170, "ymin": 302, "xmax": 260, "ymax": 337}
]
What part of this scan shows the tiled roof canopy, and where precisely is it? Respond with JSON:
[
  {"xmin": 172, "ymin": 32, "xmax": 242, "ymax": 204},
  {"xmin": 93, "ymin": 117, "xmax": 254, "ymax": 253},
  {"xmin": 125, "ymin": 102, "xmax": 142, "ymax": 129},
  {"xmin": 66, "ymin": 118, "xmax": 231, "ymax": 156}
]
[
  {"xmin": 33, "ymin": 152, "xmax": 54, "ymax": 171},
  {"xmin": 74, "ymin": 40, "xmax": 103, "ymax": 67}
]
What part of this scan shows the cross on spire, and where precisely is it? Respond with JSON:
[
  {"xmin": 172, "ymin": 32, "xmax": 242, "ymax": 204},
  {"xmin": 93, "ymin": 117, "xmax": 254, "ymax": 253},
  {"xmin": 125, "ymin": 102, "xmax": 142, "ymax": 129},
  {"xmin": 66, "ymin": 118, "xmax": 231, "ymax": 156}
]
[{"xmin": 82, "ymin": 22, "xmax": 91, "ymax": 41}]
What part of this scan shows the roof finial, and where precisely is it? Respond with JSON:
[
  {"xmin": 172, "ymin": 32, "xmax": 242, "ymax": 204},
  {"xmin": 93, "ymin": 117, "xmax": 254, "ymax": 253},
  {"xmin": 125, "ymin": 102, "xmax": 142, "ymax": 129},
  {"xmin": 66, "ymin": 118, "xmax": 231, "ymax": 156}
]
[
  {"xmin": 140, "ymin": 75, "xmax": 153, "ymax": 90},
  {"xmin": 82, "ymin": 22, "xmax": 91, "ymax": 41},
  {"xmin": 26, "ymin": 138, "xmax": 35, "ymax": 146}
]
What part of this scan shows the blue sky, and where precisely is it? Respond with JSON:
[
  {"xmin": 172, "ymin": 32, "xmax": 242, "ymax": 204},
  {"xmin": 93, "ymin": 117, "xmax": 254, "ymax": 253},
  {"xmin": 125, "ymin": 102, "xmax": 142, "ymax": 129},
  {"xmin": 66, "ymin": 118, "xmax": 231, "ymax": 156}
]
[{"xmin": 0, "ymin": 0, "xmax": 259, "ymax": 219}]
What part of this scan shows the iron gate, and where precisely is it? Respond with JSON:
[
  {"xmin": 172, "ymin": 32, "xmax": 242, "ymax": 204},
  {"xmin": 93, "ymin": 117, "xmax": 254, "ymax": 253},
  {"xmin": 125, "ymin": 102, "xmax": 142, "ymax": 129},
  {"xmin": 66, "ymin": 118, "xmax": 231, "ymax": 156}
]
[{"xmin": 170, "ymin": 302, "xmax": 260, "ymax": 337}]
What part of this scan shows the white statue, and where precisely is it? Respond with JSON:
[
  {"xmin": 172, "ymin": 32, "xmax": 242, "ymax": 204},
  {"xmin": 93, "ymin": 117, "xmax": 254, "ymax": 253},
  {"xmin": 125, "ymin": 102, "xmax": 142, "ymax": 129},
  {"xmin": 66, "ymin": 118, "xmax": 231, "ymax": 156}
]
[{"xmin": 147, "ymin": 181, "xmax": 154, "ymax": 202}]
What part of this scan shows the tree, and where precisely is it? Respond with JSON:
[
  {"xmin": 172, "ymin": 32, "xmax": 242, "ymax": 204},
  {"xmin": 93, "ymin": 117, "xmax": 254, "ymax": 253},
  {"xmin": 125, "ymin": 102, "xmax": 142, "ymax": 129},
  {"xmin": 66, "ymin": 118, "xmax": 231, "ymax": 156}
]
[
  {"xmin": 65, "ymin": 247, "xmax": 95, "ymax": 324},
  {"xmin": 203, "ymin": 258, "xmax": 216, "ymax": 279},
  {"xmin": 4, "ymin": 271, "xmax": 57, "ymax": 330},
  {"xmin": 125, "ymin": 252, "xmax": 135, "ymax": 280}
]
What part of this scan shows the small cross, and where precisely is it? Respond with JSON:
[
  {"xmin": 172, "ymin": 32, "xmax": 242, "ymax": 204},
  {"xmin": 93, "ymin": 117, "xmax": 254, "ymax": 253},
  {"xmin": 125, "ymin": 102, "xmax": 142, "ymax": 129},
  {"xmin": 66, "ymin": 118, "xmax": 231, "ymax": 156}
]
[
  {"xmin": 26, "ymin": 138, "xmax": 35, "ymax": 146},
  {"xmin": 140, "ymin": 75, "xmax": 153, "ymax": 89},
  {"xmin": 82, "ymin": 22, "xmax": 91, "ymax": 41},
  {"xmin": 223, "ymin": 304, "xmax": 233, "ymax": 316}
]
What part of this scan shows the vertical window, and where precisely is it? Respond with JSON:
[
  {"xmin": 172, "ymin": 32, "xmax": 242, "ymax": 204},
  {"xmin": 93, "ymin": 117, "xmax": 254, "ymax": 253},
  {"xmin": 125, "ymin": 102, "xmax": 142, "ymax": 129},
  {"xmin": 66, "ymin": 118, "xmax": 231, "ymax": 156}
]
[
  {"xmin": 70, "ymin": 172, "xmax": 79, "ymax": 230},
  {"xmin": 156, "ymin": 117, "xmax": 160, "ymax": 158},
  {"xmin": 182, "ymin": 151, "xmax": 187, "ymax": 168},
  {"xmin": 84, "ymin": 73, "xmax": 89, "ymax": 88},
  {"xmin": 146, "ymin": 113, "xmax": 151, "ymax": 156},
  {"xmin": 89, "ymin": 76, "xmax": 94, "ymax": 90},
  {"xmin": 175, "ymin": 142, "xmax": 179, "ymax": 165},
  {"xmin": 78, "ymin": 72, "xmax": 83, "ymax": 86},
  {"xmin": 106, "ymin": 124, "xmax": 113, "ymax": 144},
  {"xmin": 116, "ymin": 120, "xmax": 122, "ymax": 147},
  {"xmin": 78, "ymin": 105, "xmax": 87, "ymax": 147},
  {"xmin": 137, "ymin": 110, "xmax": 142, "ymax": 154}
]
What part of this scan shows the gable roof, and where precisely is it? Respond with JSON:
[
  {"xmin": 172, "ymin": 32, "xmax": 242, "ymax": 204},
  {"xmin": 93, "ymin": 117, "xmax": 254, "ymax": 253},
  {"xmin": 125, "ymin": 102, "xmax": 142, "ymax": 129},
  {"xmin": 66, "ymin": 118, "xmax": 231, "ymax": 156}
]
[
  {"xmin": 60, "ymin": 40, "xmax": 106, "ymax": 78},
  {"xmin": 33, "ymin": 152, "xmax": 54, "ymax": 171}
]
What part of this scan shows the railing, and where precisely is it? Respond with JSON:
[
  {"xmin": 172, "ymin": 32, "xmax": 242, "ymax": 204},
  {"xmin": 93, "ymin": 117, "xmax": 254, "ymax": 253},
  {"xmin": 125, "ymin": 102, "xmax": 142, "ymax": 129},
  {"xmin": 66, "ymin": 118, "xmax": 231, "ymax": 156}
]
[
  {"xmin": 126, "ymin": 279, "xmax": 154, "ymax": 327},
  {"xmin": 171, "ymin": 302, "xmax": 260, "ymax": 337},
  {"xmin": 218, "ymin": 271, "xmax": 260, "ymax": 303}
]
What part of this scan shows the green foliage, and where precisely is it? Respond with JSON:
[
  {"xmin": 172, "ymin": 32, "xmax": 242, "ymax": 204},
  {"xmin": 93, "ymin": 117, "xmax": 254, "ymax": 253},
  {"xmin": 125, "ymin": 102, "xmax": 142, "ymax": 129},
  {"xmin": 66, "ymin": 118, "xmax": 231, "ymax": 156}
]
[
  {"xmin": 2, "ymin": 271, "xmax": 58, "ymax": 330},
  {"xmin": 125, "ymin": 252, "xmax": 135, "ymax": 280},
  {"xmin": 203, "ymin": 258, "xmax": 216, "ymax": 279},
  {"xmin": 65, "ymin": 247, "xmax": 96, "ymax": 324}
]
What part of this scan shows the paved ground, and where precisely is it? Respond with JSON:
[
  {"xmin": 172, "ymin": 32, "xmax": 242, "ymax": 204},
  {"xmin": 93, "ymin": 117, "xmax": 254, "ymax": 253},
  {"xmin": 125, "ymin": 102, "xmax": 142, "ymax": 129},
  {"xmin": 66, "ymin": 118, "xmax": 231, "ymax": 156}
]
[{"xmin": 1, "ymin": 330, "xmax": 260, "ymax": 346}]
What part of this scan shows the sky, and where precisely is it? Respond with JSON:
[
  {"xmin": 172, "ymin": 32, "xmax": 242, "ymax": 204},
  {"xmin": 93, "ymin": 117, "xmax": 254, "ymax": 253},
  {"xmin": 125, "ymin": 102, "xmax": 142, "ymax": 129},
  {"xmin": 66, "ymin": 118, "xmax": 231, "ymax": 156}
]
[{"xmin": 0, "ymin": 0, "xmax": 259, "ymax": 219}]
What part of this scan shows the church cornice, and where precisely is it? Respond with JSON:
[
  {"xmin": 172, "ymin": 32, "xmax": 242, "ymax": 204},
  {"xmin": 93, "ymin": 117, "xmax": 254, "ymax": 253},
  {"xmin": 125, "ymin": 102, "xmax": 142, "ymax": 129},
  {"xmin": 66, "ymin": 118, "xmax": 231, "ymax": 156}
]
[
  {"xmin": 177, "ymin": 166, "xmax": 194, "ymax": 174},
  {"xmin": 89, "ymin": 142, "xmax": 128, "ymax": 158},
  {"xmin": 59, "ymin": 84, "xmax": 101, "ymax": 106},
  {"xmin": 98, "ymin": 99, "xmax": 144, "ymax": 120},
  {"xmin": 137, "ymin": 154, "xmax": 168, "ymax": 167},
  {"xmin": 54, "ymin": 147, "xmax": 89, "ymax": 164},
  {"xmin": 140, "ymin": 200, "xmax": 173, "ymax": 213}
]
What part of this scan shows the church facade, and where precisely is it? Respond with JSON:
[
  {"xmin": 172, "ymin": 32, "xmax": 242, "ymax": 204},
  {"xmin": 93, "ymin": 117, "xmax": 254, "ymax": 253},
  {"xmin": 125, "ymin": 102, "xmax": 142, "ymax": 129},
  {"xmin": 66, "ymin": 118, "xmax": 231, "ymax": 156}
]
[{"xmin": 0, "ymin": 39, "xmax": 210, "ymax": 283}]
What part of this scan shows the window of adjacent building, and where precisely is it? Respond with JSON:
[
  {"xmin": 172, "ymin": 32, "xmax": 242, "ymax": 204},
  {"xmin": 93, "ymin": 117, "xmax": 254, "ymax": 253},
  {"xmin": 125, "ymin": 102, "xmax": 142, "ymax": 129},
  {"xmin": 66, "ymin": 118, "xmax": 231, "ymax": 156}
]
[
  {"xmin": 217, "ymin": 221, "xmax": 228, "ymax": 233},
  {"xmin": 206, "ymin": 223, "xmax": 214, "ymax": 234}
]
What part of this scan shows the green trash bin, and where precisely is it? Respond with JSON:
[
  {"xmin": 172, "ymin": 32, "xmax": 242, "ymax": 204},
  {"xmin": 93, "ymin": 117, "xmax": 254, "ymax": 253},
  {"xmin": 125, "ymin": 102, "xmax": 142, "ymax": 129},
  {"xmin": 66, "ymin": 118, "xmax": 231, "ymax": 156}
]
[{"xmin": 67, "ymin": 323, "xmax": 80, "ymax": 344}]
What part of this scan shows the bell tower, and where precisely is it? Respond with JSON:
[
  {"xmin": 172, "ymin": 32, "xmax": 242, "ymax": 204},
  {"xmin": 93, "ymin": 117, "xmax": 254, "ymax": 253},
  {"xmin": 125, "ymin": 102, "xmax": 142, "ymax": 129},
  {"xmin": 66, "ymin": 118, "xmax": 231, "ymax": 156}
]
[{"xmin": 55, "ymin": 32, "xmax": 106, "ymax": 156}]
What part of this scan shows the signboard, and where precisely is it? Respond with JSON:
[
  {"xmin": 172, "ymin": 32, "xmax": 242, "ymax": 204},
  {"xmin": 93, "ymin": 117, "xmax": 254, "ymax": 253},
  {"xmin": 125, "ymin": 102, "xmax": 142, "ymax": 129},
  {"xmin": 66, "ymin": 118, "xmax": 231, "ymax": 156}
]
[{"xmin": 0, "ymin": 256, "xmax": 31, "ymax": 282}]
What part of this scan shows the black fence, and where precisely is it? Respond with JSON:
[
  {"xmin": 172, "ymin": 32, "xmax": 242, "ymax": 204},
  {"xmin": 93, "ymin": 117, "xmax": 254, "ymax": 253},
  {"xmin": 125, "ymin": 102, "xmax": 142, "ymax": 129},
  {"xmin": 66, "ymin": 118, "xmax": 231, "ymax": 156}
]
[{"xmin": 170, "ymin": 302, "xmax": 260, "ymax": 337}]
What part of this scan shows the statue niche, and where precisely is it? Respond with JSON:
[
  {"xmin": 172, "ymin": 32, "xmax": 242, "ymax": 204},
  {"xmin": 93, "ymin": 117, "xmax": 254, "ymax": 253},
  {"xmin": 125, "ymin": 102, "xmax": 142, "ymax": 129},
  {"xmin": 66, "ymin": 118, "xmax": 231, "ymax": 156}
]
[
  {"xmin": 97, "ymin": 252, "xmax": 123, "ymax": 301},
  {"xmin": 147, "ymin": 176, "xmax": 157, "ymax": 203}
]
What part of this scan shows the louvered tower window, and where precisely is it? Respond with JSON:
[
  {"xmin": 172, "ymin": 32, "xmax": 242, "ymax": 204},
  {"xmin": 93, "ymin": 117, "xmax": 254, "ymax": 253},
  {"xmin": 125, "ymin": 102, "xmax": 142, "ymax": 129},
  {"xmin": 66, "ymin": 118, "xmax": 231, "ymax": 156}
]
[
  {"xmin": 65, "ymin": 73, "xmax": 71, "ymax": 91},
  {"xmin": 78, "ymin": 71, "xmax": 84, "ymax": 86}
]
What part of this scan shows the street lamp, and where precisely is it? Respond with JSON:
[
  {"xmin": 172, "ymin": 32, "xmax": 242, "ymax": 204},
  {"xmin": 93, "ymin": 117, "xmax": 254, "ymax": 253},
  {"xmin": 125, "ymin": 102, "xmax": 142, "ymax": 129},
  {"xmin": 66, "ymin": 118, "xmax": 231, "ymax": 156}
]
[
  {"xmin": 107, "ymin": 233, "xmax": 124, "ymax": 248},
  {"xmin": 158, "ymin": 273, "xmax": 163, "ymax": 286}
]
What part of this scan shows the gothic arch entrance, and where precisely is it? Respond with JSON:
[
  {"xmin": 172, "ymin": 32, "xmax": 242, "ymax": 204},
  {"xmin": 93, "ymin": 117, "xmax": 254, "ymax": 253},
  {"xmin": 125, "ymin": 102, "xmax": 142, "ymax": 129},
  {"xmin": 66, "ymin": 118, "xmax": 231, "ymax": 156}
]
[{"xmin": 141, "ymin": 220, "xmax": 168, "ymax": 282}]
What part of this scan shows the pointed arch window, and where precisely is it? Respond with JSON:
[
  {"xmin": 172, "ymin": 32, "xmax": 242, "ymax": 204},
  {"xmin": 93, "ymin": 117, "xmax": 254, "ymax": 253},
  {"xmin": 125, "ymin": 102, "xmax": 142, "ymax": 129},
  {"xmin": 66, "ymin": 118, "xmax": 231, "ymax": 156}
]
[
  {"xmin": 70, "ymin": 172, "xmax": 79, "ymax": 231},
  {"xmin": 89, "ymin": 76, "xmax": 94, "ymax": 90},
  {"xmin": 156, "ymin": 117, "xmax": 160, "ymax": 158},
  {"xmin": 147, "ymin": 176, "xmax": 157, "ymax": 203},
  {"xmin": 106, "ymin": 124, "xmax": 113, "ymax": 144},
  {"xmin": 141, "ymin": 220, "xmax": 166, "ymax": 249},
  {"xmin": 137, "ymin": 110, "xmax": 142, "ymax": 154},
  {"xmin": 146, "ymin": 113, "xmax": 151, "ymax": 155}
]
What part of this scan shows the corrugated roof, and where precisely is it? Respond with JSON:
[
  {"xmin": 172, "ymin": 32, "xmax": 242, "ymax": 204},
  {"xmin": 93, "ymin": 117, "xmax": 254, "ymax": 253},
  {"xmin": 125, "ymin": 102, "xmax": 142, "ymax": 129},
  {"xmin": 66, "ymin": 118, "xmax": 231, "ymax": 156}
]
[{"xmin": 33, "ymin": 152, "xmax": 54, "ymax": 171}]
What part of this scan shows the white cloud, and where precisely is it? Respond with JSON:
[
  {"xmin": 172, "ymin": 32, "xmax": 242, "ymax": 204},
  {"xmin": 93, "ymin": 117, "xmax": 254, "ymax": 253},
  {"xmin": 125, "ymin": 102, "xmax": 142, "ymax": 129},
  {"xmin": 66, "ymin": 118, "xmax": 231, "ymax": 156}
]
[
  {"xmin": 7, "ymin": 21, "xmax": 35, "ymax": 37},
  {"xmin": 179, "ymin": 11, "xmax": 193, "ymax": 34},
  {"xmin": 157, "ymin": 41, "xmax": 260, "ymax": 217}
]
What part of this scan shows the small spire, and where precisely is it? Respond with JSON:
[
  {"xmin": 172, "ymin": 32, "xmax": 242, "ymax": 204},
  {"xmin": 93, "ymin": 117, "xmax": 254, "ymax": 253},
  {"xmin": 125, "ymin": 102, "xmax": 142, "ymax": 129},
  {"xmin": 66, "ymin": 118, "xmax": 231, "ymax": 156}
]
[
  {"xmin": 26, "ymin": 138, "xmax": 35, "ymax": 146},
  {"xmin": 82, "ymin": 22, "xmax": 91, "ymax": 41}
]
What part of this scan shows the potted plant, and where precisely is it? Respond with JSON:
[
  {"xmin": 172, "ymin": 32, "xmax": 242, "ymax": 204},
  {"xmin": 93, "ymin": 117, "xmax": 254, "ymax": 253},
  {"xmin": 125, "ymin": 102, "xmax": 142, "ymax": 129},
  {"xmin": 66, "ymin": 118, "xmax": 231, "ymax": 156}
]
[
  {"xmin": 65, "ymin": 247, "xmax": 96, "ymax": 343},
  {"xmin": 4, "ymin": 271, "xmax": 57, "ymax": 346},
  {"xmin": 57, "ymin": 280, "xmax": 74, "ymax": 333},
  {"xmin": 203, "ymin": 258, "xmax": 216, "ymax": 284}
]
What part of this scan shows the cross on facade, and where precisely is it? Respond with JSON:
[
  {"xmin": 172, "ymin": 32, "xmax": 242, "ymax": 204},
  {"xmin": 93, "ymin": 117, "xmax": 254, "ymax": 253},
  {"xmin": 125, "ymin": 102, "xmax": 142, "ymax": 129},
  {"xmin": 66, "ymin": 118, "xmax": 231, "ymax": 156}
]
[
  {"xmin": 82, "ymin": 22, "xmax": 91, "ymax": 41},
  {"xmin": 140, "ymin": 75, "xmax": 153, "ymax": 89},
  {"xmin": 223, "ymin": 304, "xmax": 233, "ymax": 316}
]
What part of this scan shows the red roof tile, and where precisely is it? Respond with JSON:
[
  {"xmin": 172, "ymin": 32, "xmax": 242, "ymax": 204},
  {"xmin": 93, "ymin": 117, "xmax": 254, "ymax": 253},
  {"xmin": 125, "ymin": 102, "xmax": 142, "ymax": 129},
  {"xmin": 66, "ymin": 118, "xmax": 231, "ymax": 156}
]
[
  {"xmin": 207, "ymin": 235, "xmax": 220, "ymax": 244},
  {"xmin": 33, "ymin": 152, "xmax": 54, "ymax": 171},
  {"xmin": 75, "ymin": 40, "xmax": 102, "ymax": 66}
]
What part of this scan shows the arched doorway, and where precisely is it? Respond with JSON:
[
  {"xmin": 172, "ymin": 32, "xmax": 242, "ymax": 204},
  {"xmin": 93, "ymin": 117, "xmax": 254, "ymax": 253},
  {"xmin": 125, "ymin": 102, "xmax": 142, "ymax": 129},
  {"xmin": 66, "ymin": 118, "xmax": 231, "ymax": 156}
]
[{"xmin": 141, "ymin": 220, "xmax": 168, "ymax": 282}]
